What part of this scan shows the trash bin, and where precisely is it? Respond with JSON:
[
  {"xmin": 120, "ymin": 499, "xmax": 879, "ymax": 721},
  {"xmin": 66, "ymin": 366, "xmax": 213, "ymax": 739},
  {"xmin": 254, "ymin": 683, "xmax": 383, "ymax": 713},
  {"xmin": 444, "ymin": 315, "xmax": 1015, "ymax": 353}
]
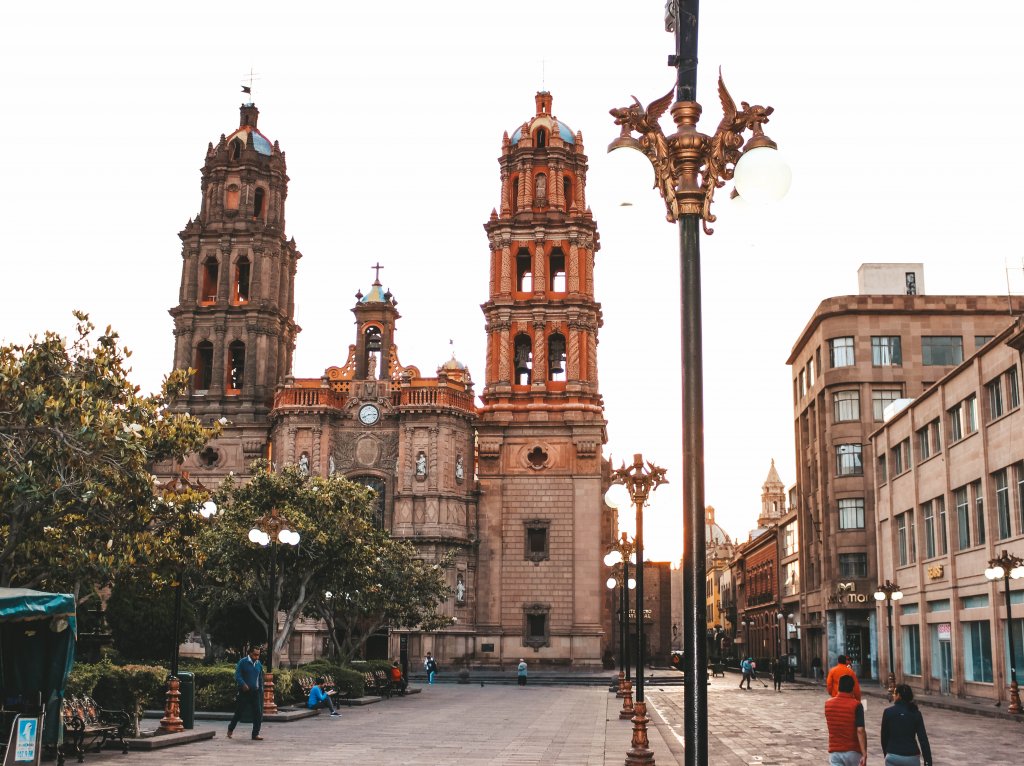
[{"xmin": 178, "ymin": 672, "xmax": 195, "ymax": 730}]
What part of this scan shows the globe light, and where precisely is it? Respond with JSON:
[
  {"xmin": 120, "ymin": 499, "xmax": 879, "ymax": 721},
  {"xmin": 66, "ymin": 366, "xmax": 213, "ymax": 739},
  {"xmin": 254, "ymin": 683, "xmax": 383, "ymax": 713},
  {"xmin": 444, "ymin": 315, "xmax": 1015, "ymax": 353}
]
[
  {"xmin": 288, "ymin": 530, "xmax": 301, "ymax": 546},
  {"xmin": 200, "ymin": 500, "xmax": 218, "ymax": 518},
  {"xmin": 1011, "ymin": 566, "xmax": 1024, "ymax": 580},
  {"xmin": 733, "ymin": 146, "xmax": 792, "ymax": 204},
  {"xmin": 873, "ymin": 590, "xmax": 887, "ymax": 601},
  {"xmin": 606, "ymin": 577, "xmax": 617, "ymax": 590},
  {"xmin": 602, "ymin": 140, "xmax": 656, "ymax": 208},
  {"xmin": 627, "ymin": 578, "xmax": 637, "ymax": 590},
  {"xmin": 259, "ymin": 531, "xmax": 271, "ymax": 546},
  {"xmin": 604, "ymin": 550, "xmax": 622, "ymax": 567},
  {"xmin": 324, "ymin": 591, "xmax": 333, "ymax": 600},
  {"xmin": 248, "ymin": 528, "xmax": 262, "ymax": 544},
  {"xmin": 278, "ymin": 528, "xmax": 291, "ymax": 544},
  {"xmin": 892, "ymin": 590, "xmax": 904, "ymax": 601},
  {"xmin": 986, "ymin": 566, "xmax": 1005, "ymax": 581},
  {"xmin": 604, "ymin": 483, "xmax": 631, "ymax": 511}
]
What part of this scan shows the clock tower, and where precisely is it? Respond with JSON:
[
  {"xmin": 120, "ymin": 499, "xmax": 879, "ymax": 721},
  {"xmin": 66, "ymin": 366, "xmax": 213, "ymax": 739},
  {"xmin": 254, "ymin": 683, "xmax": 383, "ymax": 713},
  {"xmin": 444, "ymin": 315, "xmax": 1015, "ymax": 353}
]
[{"xmin": 476, "ymin": 92, "xmax": 609, "ymax": 664}]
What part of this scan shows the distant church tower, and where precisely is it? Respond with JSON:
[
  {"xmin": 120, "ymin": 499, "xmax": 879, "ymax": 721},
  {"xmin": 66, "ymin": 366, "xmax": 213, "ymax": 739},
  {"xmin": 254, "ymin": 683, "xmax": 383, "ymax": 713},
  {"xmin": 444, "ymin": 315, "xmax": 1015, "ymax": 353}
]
[
  {"xmin": 167, "ymin": 102, "xmax": 300, "ymax": 479},
  {"xmin": 476, "ymin": 92, "xmax": 608, "ymax": 664},
  {"xmin": 758, "ymin": 459, "xmax": 787, "ymax": 527}
]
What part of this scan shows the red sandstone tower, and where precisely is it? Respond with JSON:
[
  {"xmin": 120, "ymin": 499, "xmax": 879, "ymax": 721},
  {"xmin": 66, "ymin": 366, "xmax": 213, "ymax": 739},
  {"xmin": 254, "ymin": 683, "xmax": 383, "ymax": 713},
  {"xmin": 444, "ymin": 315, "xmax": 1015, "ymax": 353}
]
[{"xmin": 476, "ymin": 92, "xmax": 609, "ymax": 665}]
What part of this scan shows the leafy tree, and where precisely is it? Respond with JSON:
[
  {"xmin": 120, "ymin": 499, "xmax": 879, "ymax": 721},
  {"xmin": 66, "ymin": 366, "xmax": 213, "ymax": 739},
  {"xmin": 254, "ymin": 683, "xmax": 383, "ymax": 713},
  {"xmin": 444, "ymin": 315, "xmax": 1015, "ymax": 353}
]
[
  {"xmin": 105, "ymin": 576, "xmax": 196, "ymax": 662},
  {"xmin": 0, "ymin": 313, "xmax": 211, "ymax": 598}
]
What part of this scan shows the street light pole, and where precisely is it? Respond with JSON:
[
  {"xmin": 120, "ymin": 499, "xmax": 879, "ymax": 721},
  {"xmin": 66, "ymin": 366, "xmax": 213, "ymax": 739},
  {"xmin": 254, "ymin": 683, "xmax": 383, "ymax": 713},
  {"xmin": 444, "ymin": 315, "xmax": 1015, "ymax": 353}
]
[
  {"xmin": 985, "ymin": 550, "xmax": 1024, "ymax": 713},
  {"xmin": 608, "ymin": 3, "xmax": 788, "ymax": 763},
  {"xmin": 873, "ymin": 580, "xmax": 903, "ymax": 700},
  {"xmin": 605, "ymin": 532, "xmax": 638, "ymax": 718}
]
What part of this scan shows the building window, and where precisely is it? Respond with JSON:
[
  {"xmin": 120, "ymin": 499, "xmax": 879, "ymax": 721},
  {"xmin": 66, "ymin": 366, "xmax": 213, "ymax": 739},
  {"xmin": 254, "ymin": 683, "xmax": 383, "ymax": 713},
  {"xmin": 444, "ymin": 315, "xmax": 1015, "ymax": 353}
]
[
  {"xmin": 563, "ymin": 177, "xmax": 572, "ymax": 210},
  {"xmin": 783, "ymin": 561, "xmax": 800, "ymax": 596},
  {"xmin": 903, "ymin": 624, "xmax": 922, "ymax": 676},
  {"xmin": 534, "ymin": 128, "xmax": 547, "ymax": 147},
  {"xmin": 230, "ymin": 138, "xmax": 242, "ymax": 161},
  {"xmin": 783, "ymin": 523, "xmax": 799, "ymax": 556},
  {"xmin": 973, "ymin": 479, "xmax": 985, "ymax": 545},
  {"xmin": 891, "ymin": 439, "xmax": 910, "ymax": 476},
  {"xmin": 966, "ymin": 395, "xmax": 978, "ymax": 434},
  {"xmin": 515, "ymin": 249, "xmax": 532, "ymax": 292},
  {"xmin": 872, "ymin": 389, "xmax": 901, "ymax": 422},
  {"xmin": 949, "ymin": 401, "xmax": 965, "ymax": 442},
  {"xmin": 253, "ymin": 187, "xmax": 265, "ymax": 218},
  {"xmin": 201, "ymin": 256, "xmax": 219, "ymax": 303},
  {"xmin": 548, "ymin": 250, "xmax": 566, "ymax": 292},
  {"xmin": 227, "ymin": 341, "xmax": 245, "ymax": 392},
  {"xmin": 523, "ymin": 603, "xmax": 550, "ymax": 648},
  {"xmin": 987, "ymin": 377, "xmax": 1005, "ymax": 420},
  {"xmin": 996, "ymin": 469, "xmax": 1011, "ymax": 540},
  {"xmin": 1008, "ymin": 367, "xmax": 1021, "ymax": 410},
  {"xmin": 916, "ymin": 419, "xmax": 941, "ymax": 459},
  {"xmin": 937, "ymin": 495, "xmax": 948, "ymax": 555},
  {"xmin": 524, "ymin": 520, "xmax": 550, "ymax": 562},
  {"xmin": 838, "ymin": 553, "xmax": 868, "ymax": 579},
  {"xmin": 871, "ymin": 336, "xmax": 902, "ymax": 366},
  {"xmin": 836, "ymin": 444, "xmax": 863, "ymax": 476},
  {"xmin": 513, "ymin": 333, "xmax": 533, "ymax": 385},
  {"xmin": 921, "ymin": 336, "xmax": 964, "ymax": 366},
  {"xmin": 194, "ymin": 341, "xmax": 213, "ymax": 391},
  {"xmin": 799, "ymin": 368, "xmax": 807, "ymax": 398},
  {"xmin": 962, "ymin": 620, "xmax": 993, "ymax": 683},
  {"xmin": 838, "ymin": 498, "xmax": 865, "ymax": 530},
  {"xmin": 547, "ymin": 333, "xmax": 566, "ymax": 382},
  {"xmin": 877, "ymin": 455, "xmax": 887, "ymax": 484},
  {"xmin": 897, "ymin": 512, "xmax": 908, "ymax": 566},
  {"xmin": 955, "ymin": 486, "xmax": 970, "ymax": 550},
  {"xmin": 922, "ymin": 500, "xmax": 936, "ymax": 559},
  {"xmin": 351, "ymin": 475, "xmax": 386, "ymax": 529},
  {"xmin": 833, "ymin": 390, "xmax": 860, "ymax": 422},
  {"xmin": 807, "ymin": 359, "xmax": 816, "ymax": 388},
  {"xmin": 829, "ymin": 337, "xmax": 855, "ymax": 367},
  {"xmin": 1017, "ymin": 463, "xmax": 1024, "ymax": 532},
  {"xmin": 961, "ymin": 594, "xmax": 989, "ymax": 609},
  {"xmin": 234, "ymin": 255, "xmax": 251, "ymax": 304},
  {"xmin": 815, "ymin": 347, "xmax": 822, "ymax": 379},
  {"xmin": 975, "ymin": 335, "xmax": 993, "ymax": 349}
]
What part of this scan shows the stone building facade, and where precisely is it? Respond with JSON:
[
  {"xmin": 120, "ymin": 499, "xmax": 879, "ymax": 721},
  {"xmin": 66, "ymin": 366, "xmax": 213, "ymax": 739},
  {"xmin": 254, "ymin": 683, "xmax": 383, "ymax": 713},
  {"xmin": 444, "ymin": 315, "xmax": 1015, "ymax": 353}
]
[
  {"xmin": 156, "ymin": 95, "xmax": 610, "ymax": 667},
  {"xmin": 788, "ymin": 270, "xmax": 1024, "ymax": 680},
  {"xmin": 872, "ymin": 316, "xmax": 1024, "ymax": 703}
]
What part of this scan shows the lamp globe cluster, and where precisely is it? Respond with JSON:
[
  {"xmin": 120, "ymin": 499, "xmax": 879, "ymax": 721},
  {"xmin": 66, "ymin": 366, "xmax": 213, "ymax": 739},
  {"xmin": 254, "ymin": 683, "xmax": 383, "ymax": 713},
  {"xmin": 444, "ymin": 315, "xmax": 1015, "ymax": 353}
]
[{"xmin": 986, "ymin": 562, "xmax": 1024, "ymax": 580}]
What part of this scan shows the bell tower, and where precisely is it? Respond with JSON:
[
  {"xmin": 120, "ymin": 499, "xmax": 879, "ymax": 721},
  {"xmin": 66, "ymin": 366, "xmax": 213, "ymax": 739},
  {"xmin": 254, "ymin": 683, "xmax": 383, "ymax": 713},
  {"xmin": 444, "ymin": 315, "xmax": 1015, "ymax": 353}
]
[
  {"xmin": 167, "ymin": 101, "xmax": 301, "ymax": 480},
  {"xmin": 476, "ymin": 92, "xmax": 608, "ymax": 665}
]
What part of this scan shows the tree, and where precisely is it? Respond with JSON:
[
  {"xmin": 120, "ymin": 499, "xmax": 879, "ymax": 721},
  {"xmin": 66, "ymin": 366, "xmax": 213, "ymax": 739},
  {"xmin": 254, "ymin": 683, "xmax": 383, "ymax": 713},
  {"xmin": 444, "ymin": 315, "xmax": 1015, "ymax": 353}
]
[
  {"xmin": 0, "ymin": 313, "xmax": 211, "ymax": 598},
  {"xmin": 105, "ymin": 576, "xmax": 196, "ymax": 662}
]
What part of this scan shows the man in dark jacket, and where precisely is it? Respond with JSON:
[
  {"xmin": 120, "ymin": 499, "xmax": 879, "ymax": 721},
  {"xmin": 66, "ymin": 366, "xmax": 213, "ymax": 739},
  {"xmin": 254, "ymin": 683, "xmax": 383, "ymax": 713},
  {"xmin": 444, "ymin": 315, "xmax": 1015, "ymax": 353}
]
[{"xmin": 227, "ymin": 646, "xmax": 265, "ymax": 740}]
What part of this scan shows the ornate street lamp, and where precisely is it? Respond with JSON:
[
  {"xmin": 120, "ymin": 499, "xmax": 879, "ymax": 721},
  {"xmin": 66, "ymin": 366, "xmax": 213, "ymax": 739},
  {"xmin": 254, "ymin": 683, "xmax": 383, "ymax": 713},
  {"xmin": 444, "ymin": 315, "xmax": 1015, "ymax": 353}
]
[
  {"xmin": 985, "ymin": 550, "xmax": 1024, "ymax": 713},
  {"xmin": 608, "ymin": 4, "xmax": 788, "ymax": 764},
  {"xmin": 606, "ymin": 454, "xmax": 667, "ymax": 766},
  {"xmin": 248, "ymin": 508, "xmax": 300, "ymax": 714},
  {"xmin": 605, "ymin": 533, "xmax": 637, "ymax": 714},
  {"xmin": 873, "ymin": 580, "xmax": 904, "ymax": 700}
]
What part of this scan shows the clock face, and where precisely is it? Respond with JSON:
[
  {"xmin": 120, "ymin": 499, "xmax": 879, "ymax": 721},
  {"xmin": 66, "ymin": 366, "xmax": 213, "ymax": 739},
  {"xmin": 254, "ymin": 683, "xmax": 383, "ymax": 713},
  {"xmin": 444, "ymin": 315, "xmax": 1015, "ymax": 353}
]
[{"xmin": 358, "ymin": 404, "xmax": 380, "ymax": 425}]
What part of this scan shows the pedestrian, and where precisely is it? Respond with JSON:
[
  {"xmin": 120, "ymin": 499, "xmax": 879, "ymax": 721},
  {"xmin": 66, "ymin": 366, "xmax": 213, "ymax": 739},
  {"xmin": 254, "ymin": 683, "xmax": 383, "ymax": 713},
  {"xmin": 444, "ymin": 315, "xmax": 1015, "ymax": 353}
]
[
  {"xmin": 812, "ymin": 655, "xmax": 823, "ymax": 684},
  {"xmin": 826, "ymin": 654, "xmax": 862, "ymax": 700},
  {"xmin": 825, "ymin": 674, "xmax": 867, "ymax": 766},
  {"xmin": 307, "ymin": 677, "xmax": 340, "ymax": 716},
  {"xmin": 390, "ymin": 660, "xmax": 407, "ymax": 694},
  {"xmin": 880, "ymin": 684, "xmax": 932, "ymax": 766},
  {"xmin": 517, "ymin": 658, "xmax": 528, "ymax": 686},
  {"xmin": 424, "ymin": 652, "xmax": 438, "ymax": 685},
  {"xmin": 739, "ymin": 656, "xmax": 753, "ymax": 690},
  {"xmin": 772, "ymin": 657, "xmax": 784, "ymax": 692},
  {"xmin": 227, "ymin": 646, "xmax": 264, "ymax": 740}
]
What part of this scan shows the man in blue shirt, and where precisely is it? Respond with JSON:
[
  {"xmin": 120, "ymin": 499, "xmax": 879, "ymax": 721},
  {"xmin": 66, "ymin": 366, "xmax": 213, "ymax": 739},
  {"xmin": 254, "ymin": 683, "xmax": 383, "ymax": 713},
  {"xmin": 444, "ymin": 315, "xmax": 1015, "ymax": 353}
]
[
  {"xmin": 307, "ymin": 678, "xmax": 340, "ymax": 716},
  {"xmin": 227, "ymin": 646, "xmax": 264, "ymax": 740}
]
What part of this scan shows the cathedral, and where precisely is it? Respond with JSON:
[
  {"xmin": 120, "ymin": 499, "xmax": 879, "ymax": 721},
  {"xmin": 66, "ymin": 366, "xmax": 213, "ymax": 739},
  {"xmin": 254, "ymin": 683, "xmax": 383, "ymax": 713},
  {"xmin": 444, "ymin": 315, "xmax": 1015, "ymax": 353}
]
[{"xmin": 157, "ymin": 93, "xmax": 614, "ymax": 667}]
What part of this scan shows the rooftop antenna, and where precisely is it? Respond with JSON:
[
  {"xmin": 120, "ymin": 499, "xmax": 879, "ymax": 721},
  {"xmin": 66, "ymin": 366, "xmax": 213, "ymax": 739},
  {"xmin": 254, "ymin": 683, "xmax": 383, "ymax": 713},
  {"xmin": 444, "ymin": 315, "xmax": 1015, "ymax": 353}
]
[
  {"xmin": 541, "ymin": 56, "xmax": 547, "ymax": 91},
  {"xmin": 241, "ymin": 67, "xmax": 260, "ymax": 104}
]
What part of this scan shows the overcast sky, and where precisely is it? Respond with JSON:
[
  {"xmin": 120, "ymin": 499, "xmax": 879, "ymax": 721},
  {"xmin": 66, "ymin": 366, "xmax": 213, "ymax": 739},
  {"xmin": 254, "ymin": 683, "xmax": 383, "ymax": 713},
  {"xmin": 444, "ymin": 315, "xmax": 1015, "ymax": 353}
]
[{"xmin": 3, "ymin": 2, "xmax": 1023, "ymax": 560}]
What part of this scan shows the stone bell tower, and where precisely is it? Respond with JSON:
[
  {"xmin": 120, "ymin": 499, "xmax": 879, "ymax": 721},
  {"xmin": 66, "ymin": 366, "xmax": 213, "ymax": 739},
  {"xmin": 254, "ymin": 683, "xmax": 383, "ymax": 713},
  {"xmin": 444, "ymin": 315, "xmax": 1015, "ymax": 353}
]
[
  {"xmin": 476, "ymin": 92, "xmax": 608, "ymax": 665},
  {"xmin": 166, "ymin": 101, "xmax": 301, "ymax": 481}
]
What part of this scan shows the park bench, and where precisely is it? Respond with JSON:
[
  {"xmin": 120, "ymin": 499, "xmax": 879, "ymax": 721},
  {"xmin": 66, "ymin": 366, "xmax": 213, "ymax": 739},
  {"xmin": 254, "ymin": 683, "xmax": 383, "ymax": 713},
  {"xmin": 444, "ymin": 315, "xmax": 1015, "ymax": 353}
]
[
  {"xmin": 58, "ymin": 695, "xmax": 129, "ymax": 764},
  {"xmin": 363, "ymin": 671, "xmax": 392, "ymax": 699}
]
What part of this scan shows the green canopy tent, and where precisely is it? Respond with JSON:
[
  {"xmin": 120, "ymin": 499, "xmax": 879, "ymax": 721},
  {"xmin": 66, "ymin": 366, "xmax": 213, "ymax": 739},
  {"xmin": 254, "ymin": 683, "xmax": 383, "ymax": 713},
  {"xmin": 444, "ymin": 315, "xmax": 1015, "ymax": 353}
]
[{"xmin": 0, "ymin": 588, "xmax": 77, "ymax": 748}]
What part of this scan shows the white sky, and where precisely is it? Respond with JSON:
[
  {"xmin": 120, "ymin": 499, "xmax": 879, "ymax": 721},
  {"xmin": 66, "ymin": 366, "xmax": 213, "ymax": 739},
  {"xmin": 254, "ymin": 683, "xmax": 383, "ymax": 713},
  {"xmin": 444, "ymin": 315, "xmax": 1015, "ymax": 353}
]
[{"xmin": 3, "ymin": 1, "xmax": 1024, "ymax": 561}]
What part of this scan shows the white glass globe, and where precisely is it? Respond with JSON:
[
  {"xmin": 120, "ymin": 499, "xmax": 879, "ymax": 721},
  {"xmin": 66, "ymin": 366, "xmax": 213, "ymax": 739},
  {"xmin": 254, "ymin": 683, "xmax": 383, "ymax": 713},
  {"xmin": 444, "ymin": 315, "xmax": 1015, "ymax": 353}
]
[
  {"xmin": 259, "ymin": 531, "xmax": 271, "ymax": 546},
  {"xmin": 733, "ymin": 146, "xmax": 792, "ymax": 204},
  {"xmin": 892, "ymin": 590, "xmax": 904, "ymax": 601},
  {"xmin": 873, "ymin": 591, "xmax": 886, "ymax": 601},
  {"xmin": 603, "ymin": 550, "xmax": 622, "ymax": 567},
  {"xmin": 606, "ymin": 577, "xmax": 617, "ymax": 590},
  {"xmin": 604, "ymin": 483, "xmax": 631, "ymax": 511},
  {"xmin": 603, "ymin": 144, "xmax": 656, "ymax": 208},
  {"xmin": 289, "ymin": 530, "xmax": 301, "ymax": 546},
  {"xmin": 200, "ymin": 500, "xmax": 218, "ymax": 518},
  {"xmin": 1012, "ymin": 566, "xmax": 1024, "ymax": 580},
  {"xmin": 278, "ymin": 528, "xmax": 291, "ymax": 544},
  {"xmin": 247, "ymin": 528, "xmax": 262, "ymax": 544},
  {"xmin": 627, "ymin": 578, "xmax": 636, "ymax": 590}
]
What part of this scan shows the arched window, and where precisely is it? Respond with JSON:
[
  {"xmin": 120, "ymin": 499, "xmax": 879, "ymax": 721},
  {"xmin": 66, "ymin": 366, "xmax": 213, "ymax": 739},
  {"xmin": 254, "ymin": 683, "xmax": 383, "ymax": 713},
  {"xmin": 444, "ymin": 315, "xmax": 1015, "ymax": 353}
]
[
  {"xmin": 234, "ymin": 256, "xmax": 250, "ymax": 303},
  {"xmin": 563, "ymin": 177, "xmax": 572, "ymax": 209},
  {"xmin": 535, "ymin": 128, "xmax": 546, "ymax": 148},
  {"xmin": 516, "ymin": 249, "xmax": 532, "ymax": 292},
  {"xmin": 549, "ymin": 250, "xmax": 565, "ymax": 292},
  {"xmin": 227, "ymin": 341, "xmax": 245, "ymax": 392},
  {"xmin": 194, "ymin": 341, "xmax": 214, "ymax": 391},
  {"xmin": 535, "ymin": 173, "xmax": 547, "ymax": 202},
  {"xmin": 511, "ymin": 178, "xmax": 520, "ymax": 214},
  {"xmin": 352, "ymin": 475, "xmax": 386, "ymax": 529},
  {"xmin": 253, "ymin": 187, "xmax": 265, "ymax": 218},
  {"xmin": 224, "ymin": 183, "xmax": 240, "ymax": 210},
  {"xmin": 514, "ymin": 333, "xmax": 533, "ymax": 385},
  {"xmin": 548, "ymin": 333, "xmax": 566, "ymax": 382},
  {"xmin": 200, "ymin": 256, "xmax": 219, "ymax": 303},
  {"xmin": 230, "ymin": 138, "xmax": 243, "ymax": 160}
]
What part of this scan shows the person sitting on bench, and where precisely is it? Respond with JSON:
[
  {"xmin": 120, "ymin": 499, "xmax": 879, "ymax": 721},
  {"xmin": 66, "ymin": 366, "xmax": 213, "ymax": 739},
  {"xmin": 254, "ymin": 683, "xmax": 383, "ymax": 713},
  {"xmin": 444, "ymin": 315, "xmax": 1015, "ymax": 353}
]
[
  {"xmin": 307, "ymin": 678, "xmax": 340, "ymax": 716},
  {"xmin": 390, "ymin": 661, "xmax": 407, "ymax": 694}
]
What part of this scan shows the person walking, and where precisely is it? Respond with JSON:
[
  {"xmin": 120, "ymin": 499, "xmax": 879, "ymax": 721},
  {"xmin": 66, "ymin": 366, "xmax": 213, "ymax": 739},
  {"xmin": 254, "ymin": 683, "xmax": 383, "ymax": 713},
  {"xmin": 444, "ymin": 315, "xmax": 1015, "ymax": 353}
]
[
  {"xmin": 227, "ymin": 646, "xmax": 265, "ymax": 740},
  {"xmin": 424, "ymin": 652, "xmax": 438, "ymax": 685},
  {"xmin": 827, "ymin": 654, "xmax": 862, "ymax": 700},
  {"xmin": 825, "ymin": 674, "xmax": 867, "ymax": 766},
  {"xmin": 517, "ymin": 658, "xmax": 528, "ymax": 686},
  {"xmin": 772, "ymin": 657, "xmax": 784, "ymax": 692},
  {"xmin": 739, "ymin": 657, "xmax": 753, "ymax": 690},
  {"xmin": 812, "ymin": 655, "xmax": 823, "ymax": 684},
  {"xmin": 880, "ymin": 684, "xmax": 932, "ymax": 766}
]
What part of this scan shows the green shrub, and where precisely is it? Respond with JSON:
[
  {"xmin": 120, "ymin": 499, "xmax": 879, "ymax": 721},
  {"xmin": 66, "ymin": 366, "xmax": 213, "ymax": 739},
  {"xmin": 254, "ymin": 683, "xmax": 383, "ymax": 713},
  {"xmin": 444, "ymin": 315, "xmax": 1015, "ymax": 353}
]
[
  {"xmin": 190, "ymin": 665, "xmax": 238, "ymax": 712},
  {"xmin": 65, "ymin": 660, "xmax": 108, "ymax": 698},
  {"xmin": 92, "ymin": 664, "xmax": 167, "ymax": 736}
]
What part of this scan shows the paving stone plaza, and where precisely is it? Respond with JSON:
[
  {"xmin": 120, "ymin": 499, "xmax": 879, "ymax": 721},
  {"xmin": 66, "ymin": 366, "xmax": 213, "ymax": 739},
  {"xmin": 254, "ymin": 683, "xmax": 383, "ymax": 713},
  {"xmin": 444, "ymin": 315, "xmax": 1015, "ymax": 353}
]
[{"xmin": 74, "ymin": 674, "xmax": 1023, "ymax": 765}]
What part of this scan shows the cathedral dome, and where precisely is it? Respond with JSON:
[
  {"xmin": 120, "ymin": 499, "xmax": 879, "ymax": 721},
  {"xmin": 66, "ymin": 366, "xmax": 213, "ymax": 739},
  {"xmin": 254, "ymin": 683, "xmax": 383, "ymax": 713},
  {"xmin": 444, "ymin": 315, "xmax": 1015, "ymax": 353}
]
[
  {"xmin": 225, "ymin": 126, "xmax": 273, "ymax": 156},
  {"xmin": 705, "ymin": 505, "xmax": 731, "ymax": 545},
  {"xmin": 510, "ymin": 121, "xmax": 575, "ymax": 146},
  {"xmin": 441, "ymin": 353, "xmax": 466, "ymax": 371},
  {"xmin": 359, "ymin": 280, "xmax": 389, "ymax": 303}
]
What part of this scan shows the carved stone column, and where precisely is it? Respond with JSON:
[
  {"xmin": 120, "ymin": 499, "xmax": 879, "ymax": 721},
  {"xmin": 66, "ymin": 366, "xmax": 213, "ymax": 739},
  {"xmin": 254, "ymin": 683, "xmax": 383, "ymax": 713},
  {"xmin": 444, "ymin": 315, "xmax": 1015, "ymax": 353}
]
[{"xmin": 567, "ymin": 235, "xmax": 580, "ymax": 293}]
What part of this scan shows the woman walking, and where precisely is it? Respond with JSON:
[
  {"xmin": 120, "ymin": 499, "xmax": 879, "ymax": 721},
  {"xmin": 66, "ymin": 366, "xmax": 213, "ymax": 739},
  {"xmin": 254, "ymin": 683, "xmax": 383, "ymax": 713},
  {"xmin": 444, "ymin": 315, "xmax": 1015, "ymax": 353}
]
[{"xmin": 880, "ymin": 684, "xmax": 932, "ymax": 766}]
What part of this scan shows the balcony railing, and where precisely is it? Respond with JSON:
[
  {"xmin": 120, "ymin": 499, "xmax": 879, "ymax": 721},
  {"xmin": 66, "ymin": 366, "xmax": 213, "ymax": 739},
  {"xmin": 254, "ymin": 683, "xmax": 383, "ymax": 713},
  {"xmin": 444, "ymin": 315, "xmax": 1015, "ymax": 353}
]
[{"xmin": 272, "ymin": 387, "xmax": 349, "ymax": 410}]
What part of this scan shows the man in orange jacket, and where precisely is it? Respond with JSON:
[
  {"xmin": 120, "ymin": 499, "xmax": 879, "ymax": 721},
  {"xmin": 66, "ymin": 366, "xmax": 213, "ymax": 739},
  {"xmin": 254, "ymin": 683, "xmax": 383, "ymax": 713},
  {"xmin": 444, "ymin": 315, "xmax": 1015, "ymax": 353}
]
[
  {"xmin": 826, "ymin": 654, "xmax": 862, "ymax": 700},
  {"xmin": 825, "ymin": 674, "xmax": 866, "ymax": 766}
]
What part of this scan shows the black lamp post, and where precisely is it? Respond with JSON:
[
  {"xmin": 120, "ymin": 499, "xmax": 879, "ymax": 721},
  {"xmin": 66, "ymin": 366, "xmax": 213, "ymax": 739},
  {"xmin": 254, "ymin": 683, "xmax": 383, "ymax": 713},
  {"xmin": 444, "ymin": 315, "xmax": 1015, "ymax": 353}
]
[
  {"xmin": 986, "ymin": 550, "xmax": 1024, "ymax": 713},
  {"xmin": 248, "ymin": 507, "xmax": 300, "ymax": 715},
  {"xmin": 607, "ymin": 3, "xmax": 788, "ymax": 763},
  {"xmin": 606, "ymin": 533, "xmax": 638, "ymax": 715},
  {"xmin": 873, "ymin": 580, "xmax": 904, "ymax": 700}
]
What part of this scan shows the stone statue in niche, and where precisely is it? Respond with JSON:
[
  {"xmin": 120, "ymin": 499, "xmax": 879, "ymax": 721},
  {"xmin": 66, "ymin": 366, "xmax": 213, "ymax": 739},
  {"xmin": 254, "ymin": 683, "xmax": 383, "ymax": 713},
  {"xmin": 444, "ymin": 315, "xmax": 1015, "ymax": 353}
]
[
  {"xmin": 298, "ymin": 452, "xmax": 310, "ymax": 475},
  {"xmin": 455, "ymin": 454, "xmax": 464, "ymax": 483},
  {"xmin": 456, "ymin": 573, "xmax": 466, "ymax": 604},
  {"xmin": 415, "ymin": 451, "xmax": 427, "ymax": 478},
  {"xmin": 328, "ymin": 454, "xmax": 336, "ymax": 477}
]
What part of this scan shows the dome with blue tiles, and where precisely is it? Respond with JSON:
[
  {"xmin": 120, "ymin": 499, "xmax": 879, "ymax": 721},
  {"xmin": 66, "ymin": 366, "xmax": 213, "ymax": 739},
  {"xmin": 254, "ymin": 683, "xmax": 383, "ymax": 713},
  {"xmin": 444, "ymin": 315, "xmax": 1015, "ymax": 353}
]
[{"xmin": 509, "ymin": 91, "xmax": 576, "ymax": 146}]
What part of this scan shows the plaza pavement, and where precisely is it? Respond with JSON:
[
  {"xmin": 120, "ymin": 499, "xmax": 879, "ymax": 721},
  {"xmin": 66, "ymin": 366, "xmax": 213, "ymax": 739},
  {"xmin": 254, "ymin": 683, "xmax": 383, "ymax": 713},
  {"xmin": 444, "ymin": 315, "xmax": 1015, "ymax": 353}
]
[{"xmin": 74, "ymin": 674, "xmax": 1024, "ymax": 765}]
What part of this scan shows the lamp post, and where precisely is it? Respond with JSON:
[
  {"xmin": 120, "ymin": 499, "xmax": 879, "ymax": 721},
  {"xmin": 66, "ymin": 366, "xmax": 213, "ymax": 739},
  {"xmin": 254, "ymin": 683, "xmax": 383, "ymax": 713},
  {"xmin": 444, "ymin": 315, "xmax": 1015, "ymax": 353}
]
[
  {"xmin": 776, "ymin": 610, "xmax": 784, "ymax": 662},
  {"xmin": 873, "ymin": 580, "xmax": 904, "ymax": 700},
  {"xmin": 985, "ymin": 550, "xmax": 1024, "ymax": 713},
  {"xmin": 740, "ymin": 618, "xmax": 752, "ymax": 660},
  {"xmin": 608, "ymin": 4, "xmax": 788, "ymax": 764},
  {"xmin": 156, "ymin": 476, "xmax": 218, "ymax": 735},
  {"xmin": 605, "ymin": 534, "xmax": 638, "ymax": 716},
  {"xmin": 248, "ymin": 508, "xmax": 300, "ymax": 715},
  {"xmin": 607, "ymin": 454, "xmax": 667, "ymax": 766}
]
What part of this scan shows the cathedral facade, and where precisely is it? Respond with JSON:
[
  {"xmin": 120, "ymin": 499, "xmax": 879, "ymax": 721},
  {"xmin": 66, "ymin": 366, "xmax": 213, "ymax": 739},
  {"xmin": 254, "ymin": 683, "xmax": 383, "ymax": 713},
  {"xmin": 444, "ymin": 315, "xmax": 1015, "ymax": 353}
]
[{"xmin": 158, "ymin": 94, "xmax": 613, "ymax": 667}]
